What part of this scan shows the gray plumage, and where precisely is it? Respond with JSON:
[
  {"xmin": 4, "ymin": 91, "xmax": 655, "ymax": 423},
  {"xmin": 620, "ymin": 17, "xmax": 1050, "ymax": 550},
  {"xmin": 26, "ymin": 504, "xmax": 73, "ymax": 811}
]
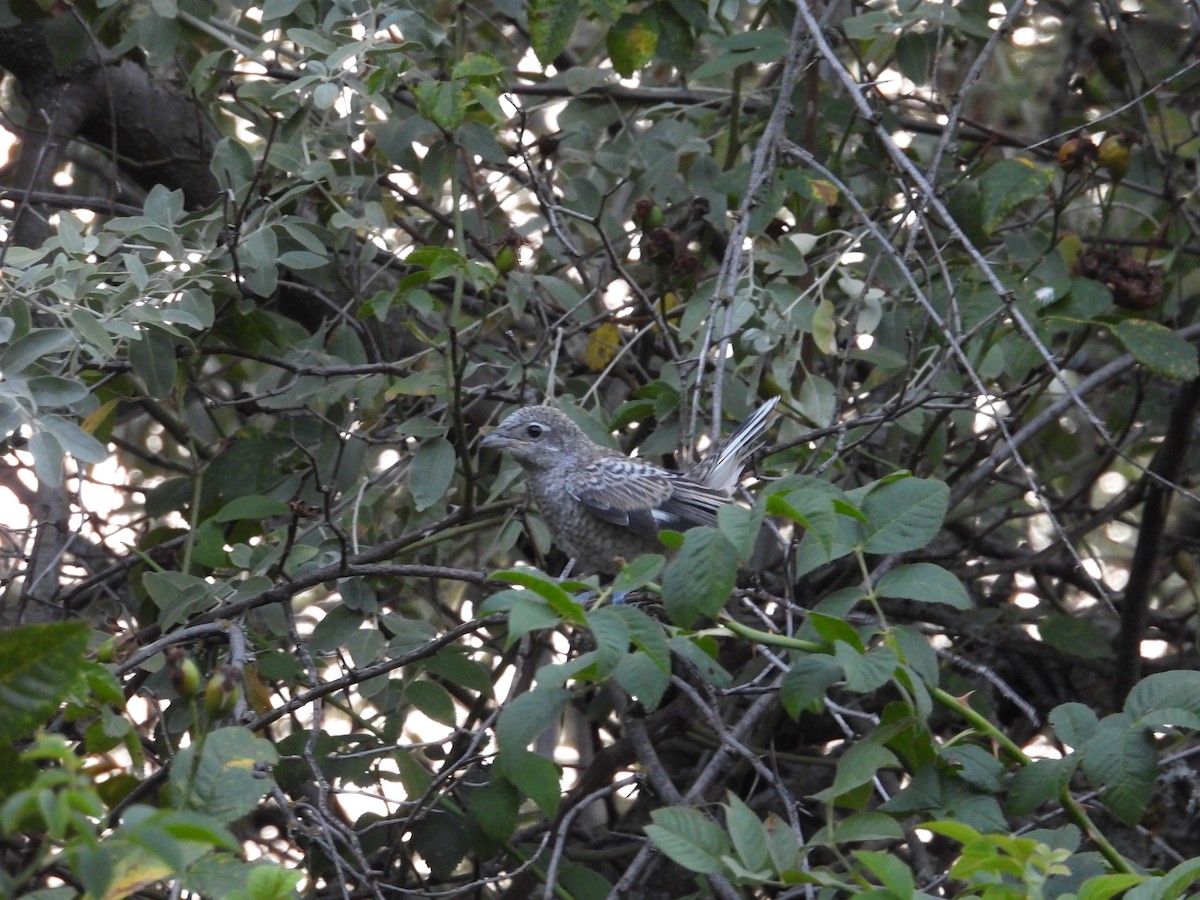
[{"xmin": 481, "ymin": 397, "xmax": 779, "ymax": 574}]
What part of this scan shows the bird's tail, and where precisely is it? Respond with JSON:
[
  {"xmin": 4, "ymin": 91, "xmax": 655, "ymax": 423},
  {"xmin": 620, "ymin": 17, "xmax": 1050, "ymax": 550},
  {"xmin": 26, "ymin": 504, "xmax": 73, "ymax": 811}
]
[{"xmin": 689, "ymin": 396, "xmax": 780, "ymax": 492}]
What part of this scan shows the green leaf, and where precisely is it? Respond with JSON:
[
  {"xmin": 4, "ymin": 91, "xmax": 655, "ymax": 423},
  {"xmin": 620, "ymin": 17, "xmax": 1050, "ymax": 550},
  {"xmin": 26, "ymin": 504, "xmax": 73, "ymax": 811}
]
[
  {"xmin": 1078, "ymin": 874, "xmax": 1149, "ymax": 900},
  {"xmin": 143, "ymin": 183, "xmax": 185, "ymax": 225},
  {"xmin": 40, "ymin": 415, "xmax": 108, "ymax": 463},
  {"xmin": 213, "ymin": 495, "xmax": 290, "ymax": 523},
  {"xmin": 239, "ymin": 864, "xmax": 304, "ymax": 900},
  {"xmin": 806, "ymin": 608, "xmax": 865, "ymax": 650},
  {"xmin": 0, "ymin": 621, "xmax": 89, "ymax": 741},
  {"xmin": 1038, "ymin": 614, "xmax": 1110, "ymax": 659},
  {"xmin": 612, "ymin": 650, "xmax": 670, "ymax": 709},
  {"xmin": 491, "ymin": 569, "xmax": 587, "ymax": 625},
  {"xmin": 812, "ymin": 742, "xmax": 900, "ymax": 803},
  {"xmin": 669, "ymin": 635, "xmax": 732, "ymax": 688},
  {"xmin": 422, "ymin": 651, "xmax": 492, "ymax": 696},
  {"xmin": 724, "ymin": 792, "xmax": 769, "ymax": 873},
  {"xmin": 0, "ymin": 327, "xmax": 72, "ymax": 375},
  {"xmin": 645, "ymin": 806, "xmax": 729, "ymax": 874},
  {"xmin": 662, "ymin": 527, "xmax": 739, "ymax": 627},
  {"xmin": 856, "ymin": 476, "xmax": 949, "ymax": 553},
  {"xmin": 395, "ymin": 751, "xmax": 433, "ymax": 798},
  {"xmin": 170, "ymin": 727, "xmax": 279, "ymax": 823},
  {"xmin": 413, "ymin": 80, "xmax": 465, "ymax": 131},
  {"xmin": 528, "ymin": 0, "xmax": 580, "ymax": 66},
  {"xmin": 935, "ymin": 783, "xmax": 1008, "ymax": 834},
  {"xmin": 855, "ymin": 849, "xmax": 914, "ymax": 896},
  {"xmin": 1110, "ymin": 319, "xmax": 1199, "ymax": 381},
  {"xmin": 185, "ymin": 857, "xmax": 301, "ymax": 899},
  {"xmin": 922, "ymin": 819, "xmax": 982, "ymax": 845},
  {"xmin": 154, "ymin": 809, "xmax": 241, "ymax": 850},
  {"xmin": 766, "ymin": 477, "xmax": 844, "ymax": 548},
  {"xmin": 70, "ymin": 309, "xmax": 116, "ymax": 358},
  {"xmin": 1080, "ymin": 714, "xmax": 1157, "ymax": 825},
  {"xmin": 780, "ymin": 655, "xmax": 842, "ymax": 717},
  {"xmin": 607, "ymin": 9, "xmax": 658, "ymax": 77},
  {"xmin": 559, "ymin": 65, "xmax": 613, "ymax": 94},
  {"xmin": 586, "ymin": 606, "xmax": 630, "ymax": 673},
  {"xmin": 842, "ymin": 10, "xmax": 897, "ymax": 40},
  {"xmin": 129, "ymin": 325, "xmax": 178, "ymax": 398},
  {"xmin": 836, "ymin": 642, "xmax": 899, "ymax": 694},
  {"xmin": 614, "ymin": 604, "xmax": 669, "ymax": 668},
  {"xmin": 1008, "ymin": 756, "xmax": 1078, "ymax": 816},
  {"xmin": 1125, "ymin": 670, "xmax": 1200, "ymax": 719},
  {"xmin": 465, "ymin": 774, "xmax": 519, "ymax": 841},
  {"xmin": 27, "ymin": 375, "xmax": 89, "ymax": 407},
  {"xmin": 1124, "ymin": 856, "xmax": 1200, "ymax": 900},
  {"xmin": 307, "ymin": 603, "xmax": 363, "ymax": 652},
  {"xmin": 276, "ymin": 250, "xmax": 328, "ymax": 270},
  {"xmin": 1054, "ymin": 276, "xmax": 1113, "ymax": 318},
  {"xmin": 812, "ymin": 810, "xmax": 905, "ymax": 844},
  {"xmin": 978, "ymin": 159, "xmax": 1053, "ymax": 234},
  {"xmin": 143, "ymin": 571, "xmax": 219, "ymax": 629},
  {"xmin": 284, "ymin": 27, "xmax": 335, "ymax": 53},
  {"xmin": 941, "ymin": 744, "xmax": 1004, "ymax": 792},
  {"xmin": 498, "ymin": 748, "xmax": 560, "ymax": 816},
  {"xmin": 112, "ymin": 808, "xmax": 235, "ymax": 876},
  {"xmin": 612, "ymin": 553, "xmax": 665, "ymax": 595},
  {"xmin": 717, "ymin": 502, "xmax": 765, "ymax": 565},
  {"xmin": 875, "ymin": 563, "xmax": 970, "ymax": 609},
  {"xmin": 407, "ymin": 680, "xmax": 457, "ymax": 726},
  {"xmin": 691, "ymin": 27, "xmax": 788, "ymax": 79},
  {"xmin": 496, "ymin": 686, "xmax": 570, "ymax": 753},
  {"xmin": 28, "ymin": 429, "xmax": 64, "ymax": 488},
  {"xmin": 557, "ymin": 863, "xmax": 616, "ymax": 899},
  {"xmin": 895, "ymin": 31, "xmax": 932, "ymax": 83},
  {"xmin": 410, "ymin": 435, "xmax": 457, "ymax": 511},
  {"xmin": 586, "ymin": 0, "xmax": 625, "ymax": 22},
  {"xmin": 1049, "ymin": 701, "xmax": 1100, "ymax": 748},
  {"xmin": 407, "ymin": 245, "xmax": 468, "ymax": 278},
  {"xmin": 452, "ymin": 52, "xmax": 506, "ymax": 79},
  {"xmin": 506, "ymin": 594, "xmax": 564, "ymax": 644},
  {"xmin": 409, "ymin": 809, "xmax": 470, "ymax": 881},
  {"xmin": 888, "ymin": 625, "xmax": 939, "ymax": 685}
]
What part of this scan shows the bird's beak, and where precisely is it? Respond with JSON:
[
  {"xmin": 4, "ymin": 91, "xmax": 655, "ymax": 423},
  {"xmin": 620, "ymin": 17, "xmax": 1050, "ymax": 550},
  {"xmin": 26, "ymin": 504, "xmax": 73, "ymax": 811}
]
[{"xmin": 480, "ymin": 429, "xmax": 503, "ymax": 448}]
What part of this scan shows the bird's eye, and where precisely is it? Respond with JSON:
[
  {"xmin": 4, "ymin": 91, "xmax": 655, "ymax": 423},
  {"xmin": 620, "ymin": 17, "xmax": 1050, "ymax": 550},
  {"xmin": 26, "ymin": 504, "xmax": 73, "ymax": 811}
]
[{"xmin": 525, "ymin": 423, "xmax": 544, "ymax": 438}]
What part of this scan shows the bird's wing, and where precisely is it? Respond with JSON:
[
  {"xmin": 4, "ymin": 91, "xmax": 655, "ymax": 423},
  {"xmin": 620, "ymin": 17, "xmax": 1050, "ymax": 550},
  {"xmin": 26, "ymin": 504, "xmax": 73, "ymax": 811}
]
[
  {"xmin": 567, "ymin": 457, "xmax": 678, "ymax": 539},
  {"xmin": 568, "ymin": 457, "xmax": 728, "ymax": 539}
]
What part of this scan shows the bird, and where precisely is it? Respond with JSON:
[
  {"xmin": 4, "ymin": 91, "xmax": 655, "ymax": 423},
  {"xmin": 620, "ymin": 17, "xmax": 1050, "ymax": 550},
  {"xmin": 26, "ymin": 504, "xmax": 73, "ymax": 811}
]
[{"xmin": 481, "ymin": 397, "xmax": 780, "ymax": 575}]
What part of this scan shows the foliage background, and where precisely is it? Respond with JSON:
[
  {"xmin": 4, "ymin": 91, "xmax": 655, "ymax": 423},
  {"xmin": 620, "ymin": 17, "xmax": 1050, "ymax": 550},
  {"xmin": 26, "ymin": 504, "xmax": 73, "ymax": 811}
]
[{"xmin": 2, "ymin": 0, "xmax": 1200, "ymax": 895}]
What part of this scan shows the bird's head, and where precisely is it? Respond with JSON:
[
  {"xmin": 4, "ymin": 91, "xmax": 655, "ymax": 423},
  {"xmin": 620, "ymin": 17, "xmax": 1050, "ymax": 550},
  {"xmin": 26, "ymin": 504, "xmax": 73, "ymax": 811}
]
[{"xmin": 480, "ymin": 406, "xmax": 594, "ymax": 470}]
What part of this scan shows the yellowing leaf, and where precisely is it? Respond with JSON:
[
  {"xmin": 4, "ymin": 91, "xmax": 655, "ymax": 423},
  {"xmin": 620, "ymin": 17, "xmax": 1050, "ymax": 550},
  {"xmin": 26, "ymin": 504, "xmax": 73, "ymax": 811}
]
[
  {"xmin": 82, "ymin": 397, "xmax": 120, "ymax": 442},
  {"xmin": 783, "ymin": 170, "xmax": 840, "ymax": 205},
  {"xmin": 243, "ymin": 665, "xmax": 275, "ymax": 715},
  {"xmin": 812, "ymin": 298, "xmax": 838, "ymax": 354},
  {"xmin": 529, "ymin": 0, "xmax": 581, "ymax": 67},
  {"xmin": 101, "ymin": 847, "xmax": 173, "ymax": 900},
  {"xmin": 654, "ymin": 291, "xmax": 680, "ymax": 333},
  {"xmin": 1057, "ymin": 233, "xmax": 1083, "ymax": 270},
  {"xmin": 607, "ymin": 9, "xmax": 659, "ymax": 77},
  {"xmin": 809, "ymin": 179, "xmax": 839, "ymax": 205},
  {"xmin": 584, "ymin": 321, "xmax": 622, "ymax": 371}
]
